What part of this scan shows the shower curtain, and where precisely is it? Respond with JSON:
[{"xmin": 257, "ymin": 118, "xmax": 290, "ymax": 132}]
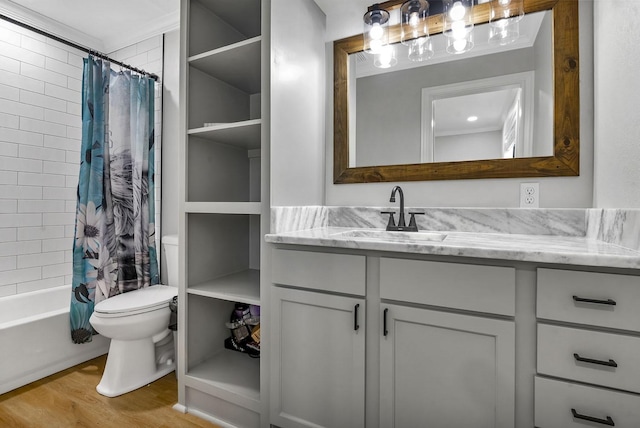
[{"xmin": 70, "ymin": 57, "xmax": 159, "ymax": 344}]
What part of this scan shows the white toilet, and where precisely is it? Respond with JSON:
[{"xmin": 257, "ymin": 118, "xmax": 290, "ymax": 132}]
[{"xmin": 89, "ymin": 235, "xmax": 179, "ymax": 397}]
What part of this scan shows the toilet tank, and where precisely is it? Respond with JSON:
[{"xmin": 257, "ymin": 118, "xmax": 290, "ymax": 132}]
[{"xmin": 162, "ymin": 235, "xmax": 179, "ymax": 287}]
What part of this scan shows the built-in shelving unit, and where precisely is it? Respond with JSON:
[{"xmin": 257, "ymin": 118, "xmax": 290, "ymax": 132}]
[{"xmin": 178, "ymin": 0, "xmax": 266, "ymax": 426}]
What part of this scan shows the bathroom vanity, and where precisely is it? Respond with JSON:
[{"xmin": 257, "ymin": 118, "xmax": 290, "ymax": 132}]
[{"xmin": 266, "ymin": 208, "xmax": 640, "ymax": 428}]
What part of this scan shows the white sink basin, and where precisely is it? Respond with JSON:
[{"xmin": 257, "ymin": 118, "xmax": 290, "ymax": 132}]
[{"xmin": 331, "ymin": 229, "xmax": 447, "ymax": 243}]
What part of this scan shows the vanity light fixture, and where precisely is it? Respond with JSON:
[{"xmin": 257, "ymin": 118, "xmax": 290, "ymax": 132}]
[
  {"xmin": 401, "ymin": 0, "xmax": 435, "ymax": 61},
  {"xmin": 374, "ymin": 44, "xmax": 398, "ymax": 68},
  {"xmin": 489, "ymin": 0, "xmax": 525, "ymax": 45},
  {"xmin": 363, "ymin": 4, "xmax": 390, "ymax": 54},
  {"xmin": 443, "ymin": 0, "xmax": 474, "ymax": 54}
]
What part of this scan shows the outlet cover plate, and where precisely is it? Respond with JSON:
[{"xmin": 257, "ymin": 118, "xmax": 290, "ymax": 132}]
[{"xmin": 520, "ymin": 182, "xmax": 539, "ymax": 208}]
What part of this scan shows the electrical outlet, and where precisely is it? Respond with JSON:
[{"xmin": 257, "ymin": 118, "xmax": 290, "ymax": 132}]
[{"xmin": 520, "ymin": 182, "xmax": 539, "ymax": 208}]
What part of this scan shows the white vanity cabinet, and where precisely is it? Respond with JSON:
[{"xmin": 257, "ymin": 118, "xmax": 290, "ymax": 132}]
[
  {"xmin": 270, "ymin": 249, "xmax": 517, "ymax": 428},
  {"xmin": 379, "ymin": 257, "xmax": 516, "ymax": 428},
  {"xmin": 535, "ymin": 268, "xmax": 640, "ymax": 428},
  {"xmin": 270, "ymin": 249, "xmax": 367, "ymax": 428}
]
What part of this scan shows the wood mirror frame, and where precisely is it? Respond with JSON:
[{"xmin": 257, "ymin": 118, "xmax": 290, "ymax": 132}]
[{"xmin": 333, "ymin": 0, "xmax": 579, "ymax": 184}]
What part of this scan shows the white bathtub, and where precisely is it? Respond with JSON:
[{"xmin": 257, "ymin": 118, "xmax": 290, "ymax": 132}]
[{"xmin": 0, "ymin": 285, "xmax": 109, "ymax": 394}]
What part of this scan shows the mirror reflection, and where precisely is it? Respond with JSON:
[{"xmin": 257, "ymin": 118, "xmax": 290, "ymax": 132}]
[{"xmin": 350, "ymin": 10, "xmax": 552, "ymax": 168}]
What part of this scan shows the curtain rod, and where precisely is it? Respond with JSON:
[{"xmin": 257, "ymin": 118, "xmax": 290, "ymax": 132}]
[{"xmin": 0, "ymin": 13, "xmax": 159, "ymax": 81}]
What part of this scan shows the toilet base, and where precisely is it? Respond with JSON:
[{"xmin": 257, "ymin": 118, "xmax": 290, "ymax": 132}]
[{"xmin": 96, "ymin": 337, "xmax": 175, "ymax": 397}]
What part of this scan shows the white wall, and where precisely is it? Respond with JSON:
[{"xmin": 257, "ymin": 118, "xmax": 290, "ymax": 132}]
[
  {"xmin": 323, "ymin": 1, "xmax": 594, "ymax": 209},
  {"xmin": 0, "ymin": 17, "xmax": 164, "ymax": 298},
  {"xmin": 593, "ymin": 1, "xmax": 640, "ymax": 208}
]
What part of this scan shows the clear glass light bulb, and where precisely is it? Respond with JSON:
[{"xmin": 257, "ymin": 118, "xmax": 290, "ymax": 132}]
[
  {"xmin": 453, "ymin": 38, "xmax": 467, "ymax": 52},
  {"xmin": 370, "ymin": 23, "xmax": 383, "ymax": 40},
  {"xmin": 449, "ymin": 1, "xmax": 466, "ymax": 21},
  {"xmin": 409, "ymin": 12, "xmax": 420, "ymax": 27}
]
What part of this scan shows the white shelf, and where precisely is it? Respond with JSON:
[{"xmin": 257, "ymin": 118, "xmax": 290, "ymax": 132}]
[
  {"xmin": 188, "ymin": 269, "xmax": 260, "ymax": 306},
  {"xmin": 189, "ymin": 36, "xmax": 261, "ymax": 93},
  {"xmin": 185, "ymin": 349, "xmax": 261, "ymax": 411},
  {"xmin": 188, "ymin": 119, "xmax": 261, "ymax": 149},
  {"xmin": 184, "ymin": 201, "xmax": 261, "ymax": 214}
]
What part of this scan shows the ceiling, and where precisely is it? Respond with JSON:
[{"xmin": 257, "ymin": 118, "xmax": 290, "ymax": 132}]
[{"xmin": 0, "ymin": 0, "xmax": 179, "ymax": 53}]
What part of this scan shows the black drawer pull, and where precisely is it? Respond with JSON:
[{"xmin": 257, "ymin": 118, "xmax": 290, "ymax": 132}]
[
  {"xmin": 571, "ymin": 408, "xmax": 615, "ymax": 426},
  {"xmin": 574, "ymin": 353, "xmax": 618, "ymax": 368},
  {"xmin": 383, "ymin": 308, "xmax": 388, "ymax": 336},
  {"xmin": 354, "ymin": 304, "xmax": 360, "ymax": 331},
  {"xmin": 573, "ymin": 296, "xmax": 617, "ymax": 306}
]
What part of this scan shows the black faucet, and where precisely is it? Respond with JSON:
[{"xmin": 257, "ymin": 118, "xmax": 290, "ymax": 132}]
[{"xmin": 381, "ymin": 186, "xmax": 424, "ymax": 232}]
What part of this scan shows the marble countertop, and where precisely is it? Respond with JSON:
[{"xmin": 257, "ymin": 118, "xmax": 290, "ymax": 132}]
[{"xmin": 265, "ymin": 227, "xmax": 640, "ymax": 270}]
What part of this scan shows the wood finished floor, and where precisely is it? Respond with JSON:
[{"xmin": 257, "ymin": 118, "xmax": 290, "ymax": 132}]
[{"xmin": 0, "ymin": 355, "xmax": 219, "ymax": 428}]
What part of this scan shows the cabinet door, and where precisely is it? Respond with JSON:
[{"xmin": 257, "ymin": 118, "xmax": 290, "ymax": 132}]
[
  {"xmin": 380, "ymin": 304, "xmax": 515, "ymax": 428},
  {"xmin": 270, "ymin": 286, "xmax": 365, "ymax": 428}
]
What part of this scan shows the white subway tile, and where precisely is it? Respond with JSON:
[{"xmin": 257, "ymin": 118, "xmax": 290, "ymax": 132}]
[
  {"xmin": 0, "ymin": 112, "xmax": 18, "ymax": 129},
  {"xmin": 0, "ymin": 127, "xmax": 43, "ymax": 146},
  {"xmin": 19, "ymin": 117, "xmax": 66, "ymax": 137},
  {"xmin": 0, "ymin": 20, "xmax": 45, "ymax": 41},
  {"xmin": 0, "ymin": 54, "xmax": 20, "ymax": 74},
  {"xmin": 136, "ymin": 36, "xmax": 161, "ymax": 55},
  {"xmin": 0, "ymin": 228, "xmax": 16, "ymax": 242},
  {"xmin": 21, "ymin": 35, "xmax": 69, "ymax": 63},
  {"xmin": 66, "ymin": 125, "xmax": 81, "ymax": 140},
  {"xmin": 43, "ymin": 134, "xmax": 78, "ymax": 151},
  {"xmin": 0, "ymin": 40, "xmax": 45, "ymax": 67},
  {"xmin": 43, "ymin": 160, "xmax": 78, "ymax": 176},
  {"xmin": 0, "ymin": 98, "xmax": 44, "ymax": 120},
  {"xmin": 67, "ymin": 52, "xmax": 84, "ymax": 69},
  {"xmin": 65, "ymin": 175, "xmax": 78, "ymax": 188},
  {"xmin": 0, "ymin": 83, "xmax": 19, "ymax": 101},
  {"xmin": 0, "ymin": 200, "xmax": 17, "ymax": 213},
  {"xmin": 20, "ymin": 90, "xmax": 67, "ymax": 112},
  {"xmin": 66, "ymin": 101, "xmax": 81, "ymax": 116},
  {"xmin": 0, "ymin": 155, "xmax": 42, "ymax": 173},
  {"xmin": 19, "ymin": 143, "xmax": 65, "ymax": 162},
  {"xmin": 17, "ymin": 250, "xmax": 65, "ymax": 268},
  {"xmin": 43, "ymin": 212, "xmax": 75, "ymax": 226},
  {"xmin": 0, "ymin": 142, "xmax": 17, "ymax": 157},
  {"xmin": 67, "ymin": 76, "xmax": 82, "ymax": 93},
  {"xmin": 0, "ymin": 171, "xmax": 16, "ymax": 185},
  {"xmin": 0, "ymin": 26, "xmax": 21, "ymax": 46},
  {"xmin": 18, "ymin": 200, "xmax": 65, "ymax": 213},
  {"xmin": 18, "ymin": 172, "xmax": 65, "ymax": 187},
  {"xmin": 147, "ymin": 47, "xmax": 162, "ymax": 63},
  {"xmin": 64, "ymin": 224, "xmax": 74, "ymax": 237},
  {"xmin": 17, "ymin": 225, "xmax": 64, "ymax": 241},
  {"xmin": 65, "ymin": 150, "xmax": 80, "ymax": 164},
  {"xmin": 16, "ymin": 276, "xmax": 64, "ymax": 293},
  {"xmin": 64, "ymin": 274, "xmax": 72, "ymax": 284},
  {"xmin": 0, "ymin": 69, "xmax": 44, "ymax": 93},
  {"xmin": 45, "ymin": 38, "xmax": 83, "ymax": 56},
  {"xmin": 0, "ymin": 240, "xmax": 41, "ymax": 256},
  {"xmin": 0, "ymin": 284, "xmax": 17, "ymax": 297},
  {"xmin": 0, "ymin": 213, "xmax": 41, "ymax": 227},
  {"xmin": 65, "ymin": 200, "xmax": 76, "ymax": 213},
  {"xmin": 0, "ymin": 185, "xmax": 42, "ymax": 199},
  {"xmin": 0, "ymin": 266, "xmax": 41, "ymax": 286},
  {"xmin": 110, "ymin": 44, "xmax": 137, "ymax": 62},
  {"xmin": 42, "ymin": 187, "xmax": 77, "ymax": 201},
  {"xmin": 44, "ymin": 83, "xmax": 79, "ymax": 103},
  {"xmin": 0, "ymin": 255, "xmax": 16, "ymax": 271},
  {"xmin": 20, "ymin": 62, "xmax": 68, "ymax": 87},
  {"xmin": 45, "ymin": 57, "xmax": 81, "ymax": 79},
  {"xmin": 65, "ymin": 249, "xmax": 72, "ymax": 263},
  {"xmin": 42, "ymin": 238, "xmax": 71, "ymax": 252},
  {"xmin": 44, "ymin": 109, "xmax": 80, "ymax": 128},
  {"xmin": 42, "ymin": 262, "xmax": 70, "ymax": 279}
]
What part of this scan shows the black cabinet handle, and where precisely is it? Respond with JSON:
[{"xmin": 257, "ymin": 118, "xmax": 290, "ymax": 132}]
[
  {"xmin": 383, "ymin": 308, "xmax": 388, "ymax": 336},
  {"xmin": 574, "ymin": 353, "xmax": 618, "ymax": 368},
  {"xmin": 573, "ymin": 295, "xmax": 617, "ymax": 306},
  {"xmin": 354, "ymin": 304, "xmax": 360, "ymax": 331},
  {"xmin": 571, "ymin": 408, "xmax": 615, "ymax": 426}
]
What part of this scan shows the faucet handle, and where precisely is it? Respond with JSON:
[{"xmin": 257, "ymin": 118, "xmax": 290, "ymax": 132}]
[
  {"xmin": 381, "ymin": 211, "xmax": 397, "ymax": 229},
  {"xmin": 407, "ymin": 212, "xmax": 425, "ymax": 230}
]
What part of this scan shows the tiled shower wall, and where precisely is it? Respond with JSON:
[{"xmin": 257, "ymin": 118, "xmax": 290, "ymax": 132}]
[{"xmin": 0, "ymin": 18, "xmax": 163, "ymax": 299}]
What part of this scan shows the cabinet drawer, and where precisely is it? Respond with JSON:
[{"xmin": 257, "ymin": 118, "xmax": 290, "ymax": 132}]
[
  {"xmin": 380, "ymin": 258, "xmax": 515, "ymax": 316},
  {"xmin": 271, "ymin": 249, "xmax": 366, "ymax": 295},
  {"xmin": 537, "ymin": 268, "xmax": 640, "ymax": 331},
  {"xmin": 538, "ymin": 324, "xmax": 640, "ymax": 394},
  {"xmin": 535, "ymin": 376, "xmax": 640, "ymax": 428}
]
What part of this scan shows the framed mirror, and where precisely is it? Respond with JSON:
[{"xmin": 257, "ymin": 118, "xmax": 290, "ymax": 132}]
[{"xmin": 334, "ymin": 0, "xmax": 579, "ymax": 183}]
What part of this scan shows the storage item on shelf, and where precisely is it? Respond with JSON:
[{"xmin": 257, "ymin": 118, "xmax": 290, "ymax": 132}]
[{"xmin": 224, "ymin": 302, "xmax": 260, "ymax": 358}]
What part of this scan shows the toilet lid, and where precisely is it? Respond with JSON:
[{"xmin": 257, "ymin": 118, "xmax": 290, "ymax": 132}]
[{"xmin": 94, "ymin": 285, "xmax": 177, "ymax": 315}]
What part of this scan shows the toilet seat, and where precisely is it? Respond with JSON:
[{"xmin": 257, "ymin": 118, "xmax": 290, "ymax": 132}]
[{"xmin": 94, "ymin": 285, "xmax": 177, "ymax": 318}]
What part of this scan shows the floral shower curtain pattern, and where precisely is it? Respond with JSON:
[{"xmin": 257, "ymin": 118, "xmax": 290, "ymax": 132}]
[{"xmin": 70, "ymin": 57, "xmax": 159, "ymax": 344}]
